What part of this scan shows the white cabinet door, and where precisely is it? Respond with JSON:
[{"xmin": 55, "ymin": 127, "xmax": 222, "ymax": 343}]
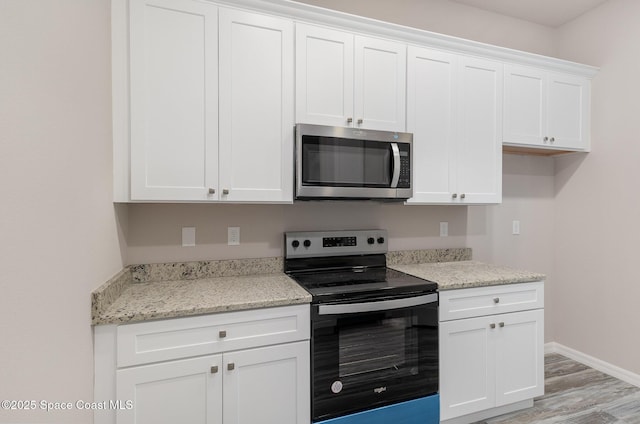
[
  {"xmin": 295, "ymin": 24, "xmax": 406, "ymax": 132},
  {"xmin": 406, "ymin": 46, "xmax": 457, "ymax": 204},
  {"xmin": 503, "ymin": 65, "xmax": 590, "ymax": 152},
  {"xmin": 456, "ymin": 57, "xmax": 502, "ymax": 204},
  {"xmin": 439, "ymin": 316, "xmax": 496, "ymax": 421},
  {"xmin": 547, "ymin": 73, "xmax": 590, "ymax": 150},
  {"xmin": 354, "ymin": 36, "xmax": 406, "ymax": 131},
  {"xmin": 223, "ymin": 341, "xmax": 310, "ymax": 424},
  {"xmin": 440, "ymin": 308, "xmax": 544, "ymax": 422},
  {"xmin": 129, "ymin": 0, "xmax": 218, "ymax": 201},
  {"xmin": 218, "ymin": 9, "xmax": 294, "ymax": 203},
  {"xmin": 295, "ymin": 24, "xmax": 354, "ymax": 128},
  {"xmin": 495, "ymin": 309, "xmax": 545, "ymax": 407},
  {"xmin": 117, "ymin": 355, "xmax": 223, "ymax": 424},
  {"xmin": 504, "ymin": 65, "xmax": 547, "ymax": 146}
]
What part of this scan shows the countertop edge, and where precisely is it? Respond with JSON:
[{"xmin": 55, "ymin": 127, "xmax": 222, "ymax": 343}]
[{"xmin": 93, "ymin": 295, "xmax": 312, "ymax": 326}]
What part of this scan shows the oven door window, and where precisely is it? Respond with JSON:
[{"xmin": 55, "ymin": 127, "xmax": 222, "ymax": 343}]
[
  {"xmin": 301, "ymin": 136, "xmax": 392, "ymax": 187},
  {"xmin": 339, "ymin": 316, "xmax": 417, "ymax": 383},
  {"xmin": 311, "ymin": 303, "xmax": 438, "ymax": 421}
]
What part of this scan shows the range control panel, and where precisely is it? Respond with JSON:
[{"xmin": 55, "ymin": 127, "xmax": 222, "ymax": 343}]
[{"xmin": 285, "ymin": 230, "xmax": 388, "ymax": 259}]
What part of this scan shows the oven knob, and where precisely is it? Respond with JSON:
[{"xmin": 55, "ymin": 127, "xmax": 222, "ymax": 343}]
[
  {"xmin": 291, "ymin": 240, "xmax": 300, "ymax": 248},
  {"xmin": 367, "ymin": 237, "xmax": 375, "ymax": 245},
  {"xmin": 377, "ymin": 237, "xmax": 385, "ymax": 244},
  {"xmin": 303, "ymin": 239, "xmax": 311, "ymax": 248}
]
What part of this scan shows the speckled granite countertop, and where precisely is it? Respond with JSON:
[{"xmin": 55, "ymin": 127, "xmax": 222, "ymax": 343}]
[
  {"xmin": 92, "ymin": 248, "xmax": 543, "ymax": 325},
  {"xmin": 389, "ymin": 260, "xmax": 546, "ymax": 290},
  {"xmin": 92, "ymin": 257, "xmax": 311, "ymax": 325},
  {"xmin": 95, "ymin": 273, "xmax": 311, "ymax": 325}
]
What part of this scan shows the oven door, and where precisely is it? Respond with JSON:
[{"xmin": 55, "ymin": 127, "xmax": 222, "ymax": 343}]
[{"xmin": 311, "ymin": 293, "xmax": 438, "ymax": 422}]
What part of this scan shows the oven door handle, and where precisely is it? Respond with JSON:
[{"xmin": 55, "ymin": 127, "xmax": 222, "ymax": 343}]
[{"xmin": 318, "ymin": 293, "xmax": 438, "ymax": 315}]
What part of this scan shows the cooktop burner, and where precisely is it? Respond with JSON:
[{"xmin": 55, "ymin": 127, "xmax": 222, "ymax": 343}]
[{"xmin": 284, "ymin": 230, "xmax": 437, "ymax": 304}]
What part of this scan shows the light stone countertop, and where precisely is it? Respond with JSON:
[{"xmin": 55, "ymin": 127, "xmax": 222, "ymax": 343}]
[
  {"xmin": 389, "ymin": 260, "xmax": 546, "ymax": 290},
  {"xmin": 92, "ymin": 249, "xmax": 544, "ymax": 326},
  {"xmin": 93, "ymin": 273, "xmax": 311, "ymax": 325}
]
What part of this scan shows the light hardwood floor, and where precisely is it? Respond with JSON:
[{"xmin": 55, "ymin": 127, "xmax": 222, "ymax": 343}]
[{"xmin": 475, "ymin": 354, "xmax": 640, "ymax": 424}]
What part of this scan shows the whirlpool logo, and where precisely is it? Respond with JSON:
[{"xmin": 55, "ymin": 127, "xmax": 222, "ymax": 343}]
[{"xmin": 374, "ymin": 386, "xmax": 387, "ymax": 394}]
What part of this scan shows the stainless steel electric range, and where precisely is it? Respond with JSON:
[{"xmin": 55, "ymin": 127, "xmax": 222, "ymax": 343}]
[{"xmin": 284, "ymin": 229, "xmax": 440, "ymax": 424}]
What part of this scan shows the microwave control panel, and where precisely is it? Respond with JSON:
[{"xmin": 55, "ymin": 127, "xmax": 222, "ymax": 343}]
[{"xmin": 398, "ymin": 144, "xmax": 411, "ymax": 188}]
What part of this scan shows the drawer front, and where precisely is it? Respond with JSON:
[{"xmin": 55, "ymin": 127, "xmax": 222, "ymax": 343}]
[
  {"xmin": 439, "ymin": 282, "xmax": 543, "ymax": 321},
  {"xmin": 117, "ymin": 304, "xmax": 310, "ymax": 367}
]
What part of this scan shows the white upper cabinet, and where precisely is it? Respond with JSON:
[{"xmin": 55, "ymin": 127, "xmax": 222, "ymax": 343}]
[
  {"xmin": 124, "ymin": 0, "xmax": 293, "ymax": 203},
  {"xmin": 114, "ymin": 0, "xmax": 596, "ymax": 203},
  {"xmin": 129, "ymin": 0, "xmax": 218, "ymax": 201},
  {"xmin": 504, "ymin": 64, "xmax": 590, "ymax": 152},
  {"xmin": 406, "ymin": 46, "xmax": 457, "ymax": 204},
  {"xmin": 353, "ymin": 36, "xmax": 407, "ymax": 131},
  {"xmin": 296, "ymin": 24, "xmax": 406, "ymax": 131},
  {"xmin": 218, "ymin": 9, "xmax": 294, "ymax": 203},
  {"xmin": 456, "ymin": 57, "xmax": 503, "ymax": 204},
  {"xmin": 407, "ymin": 48, "xmax": 502, "ymax": 204},
  {"xmin": 295, "ymin": 24, "xmax": 353, "ymax": 127}
]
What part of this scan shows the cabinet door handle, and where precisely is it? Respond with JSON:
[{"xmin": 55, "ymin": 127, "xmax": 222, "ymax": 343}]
[
  {"xmin": 357, "ymin": 118, "xmax": 363, "ymax": 125},
  {"xmin": 550, "ymin": 137, "xmax": 555, "ymax": 143},
  {"xmin": 499, "ymin": 322, "xmax": 505, "ymax": 328},
  {"xmin": 452, "ymin": 193, "xmax": 457, "ymax": 199},
  {"xmin": 493, "ymin": 297, "xmax": 500, "ymax": 304},
  {"xmin": 490, "ymin": 323, "xmax": 496, "ymax": 329},
  {"xmin": 543, "ymin": 137, "xmax": 549, "ymax": 143},
  {"xmin": 347, "ymin": 117, "xmax": 353, "ymax": 124},
  {"xmin": 219, "ymin": 330, "xmax": 227, "ymax": 338},
  {"xmin": 460, "ymin": 193, "xmax": 466, "ymax": 199},
  {"xmin": 223, "ymin": 189, "xmax": 230, "ymax": 195},
  {"xmin": 208, "ymin": 188, "xmax": 215, "ymax": 194},
  {"xmin": 210, "ymin": 366, "xmax": 219, "ymax": 374},
  {"xmin": 227, "ymin": 363, "xmax": 235, "ymax": 371}
]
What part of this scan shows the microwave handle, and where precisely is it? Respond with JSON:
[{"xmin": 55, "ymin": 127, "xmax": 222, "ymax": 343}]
[
  {"xmin": 390, "ymin": 143, "xmax": 400, "ymax": 188},
  {"xmin": 318, "ymin": 293, "xmax": 437, "ymax": 315}
]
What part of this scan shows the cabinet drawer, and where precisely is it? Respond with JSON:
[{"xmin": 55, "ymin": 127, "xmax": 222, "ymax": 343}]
[
  {"xmin": 439, "ymin": 282, "xmax": 543, "ymax": 321},
  {"xmin": 117, "ymin": 304, "xmax": 310, "ymax": 367}
]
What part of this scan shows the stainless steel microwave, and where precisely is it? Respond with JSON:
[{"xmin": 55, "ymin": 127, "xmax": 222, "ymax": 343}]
[{"xmin": 295, "ymin": 124, "xmax": 413, "ymax": 200}]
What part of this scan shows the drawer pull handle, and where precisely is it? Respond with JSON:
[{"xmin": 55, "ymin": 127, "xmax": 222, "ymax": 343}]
[
  {"xmin": 219, "ymin": 330, "xmax": 227, "ymax": 338},
  {"xmin": 493, "ymin": 297, "xmax": 500, "ymax": 304},
  {"xmin": 210, "ymin": 366, "xmax": 219, "ymax": 374},
  {"xmin": 227, "ymin": 363, "xmax": 235, "ymax": 371},
  {"xmin": 499, "ymin": 322, "xmax": 505, "ymax": 328},
  {"xmin": 490, "ymin": 323, "xmax": 496, "ymax": 329}
]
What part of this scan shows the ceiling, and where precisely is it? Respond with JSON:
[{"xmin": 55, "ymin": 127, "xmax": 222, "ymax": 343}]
[{"xmin": 449, "ymin": 0, "xmax": 610, "ymax": 27}]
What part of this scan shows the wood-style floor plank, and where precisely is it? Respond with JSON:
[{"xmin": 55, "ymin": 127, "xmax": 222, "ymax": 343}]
[{"xmin": 473, "ymin": 354, "xmax": 640, "ymax": 424}]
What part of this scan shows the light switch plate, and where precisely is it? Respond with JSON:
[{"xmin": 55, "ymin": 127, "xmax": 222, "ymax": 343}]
[
  {"xmin": 182, "ymin": 227, "xmax": 196, "ymax": 247},
  {"xmin": 228, "ymin": 227, "xmax": 240, "ymax": 245},
  {"xmin": 512, "ymin": 220, "xmax": 520, "ymax": 235}
]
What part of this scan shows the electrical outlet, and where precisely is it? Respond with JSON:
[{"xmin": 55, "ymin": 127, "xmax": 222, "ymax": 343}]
[
  {"xmin": 228, "ymin": 227, "xmax": 240, "ymax": 245},
  {"xmin": 439, "ymin": 222, "xmax": 448, "ymax": 237},
  {"xmin": 182, "ymin": 227, "xmax": 196, "ymax": 247},
  {"xmin": 512, "ymin": 220, "xmax": 520, "ymax": 235}
]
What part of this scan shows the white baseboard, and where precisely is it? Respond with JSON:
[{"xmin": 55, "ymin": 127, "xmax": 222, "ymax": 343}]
[{"xmin": 545, "ymin": 342, "xmax": 640, "ymax": 388}]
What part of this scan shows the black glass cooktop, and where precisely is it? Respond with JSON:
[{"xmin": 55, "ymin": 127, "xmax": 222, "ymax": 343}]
[{"xmin": 288, "ymin": 266, "xmax": 437, "ymax": 303}]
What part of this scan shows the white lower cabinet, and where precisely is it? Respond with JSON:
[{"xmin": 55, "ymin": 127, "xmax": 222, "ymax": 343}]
[
  {"xmin": 117, "ymin": 342, "xmax": 309, "ymax": 424},
  {"xmin": 95, "ymin": 305, "xmax": 310, "ymax": 424},
  {"xmin": 439, "ymin": 283, "xmax": 544, "ymax": 423},
  {"xmin": 117, "ymin": 355, "xmax": 223, "ymax": 424}
]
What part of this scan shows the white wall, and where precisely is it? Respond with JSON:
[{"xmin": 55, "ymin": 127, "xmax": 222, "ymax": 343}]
[
  {"xmin": 553, "ymin": 0, "xmax": 640, "ymax": 374},
  {"xmin": 0, "ymin": 1, "xmax": 124, "ymax": 423}
]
